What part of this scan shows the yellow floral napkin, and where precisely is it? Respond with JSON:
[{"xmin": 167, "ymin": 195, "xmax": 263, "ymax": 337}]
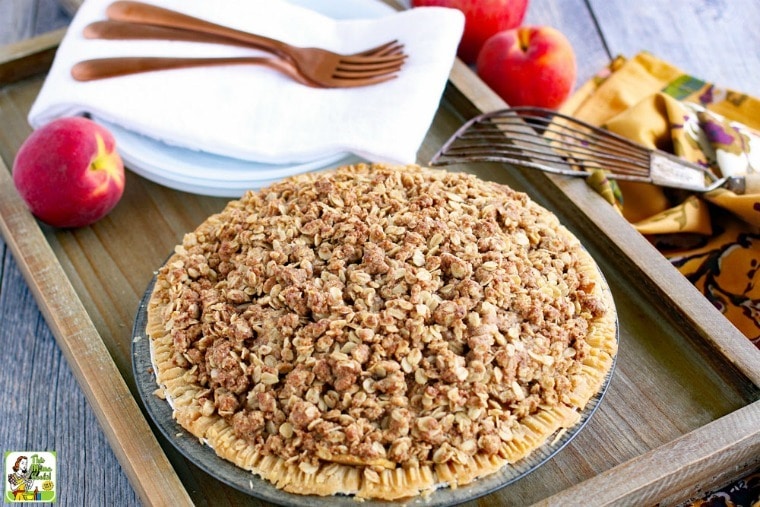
[{"xmin": 560, "ymin": 52, "xmax": 760, "ymax": 346}]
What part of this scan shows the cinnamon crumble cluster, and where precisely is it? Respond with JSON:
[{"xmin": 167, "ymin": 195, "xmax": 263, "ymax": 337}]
[{"xmin": 152, "ymin": 163, "xmax": 612, "ymax": 488}]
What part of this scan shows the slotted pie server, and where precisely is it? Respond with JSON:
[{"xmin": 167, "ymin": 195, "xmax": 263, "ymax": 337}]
[{"xmin": 430, "ymin": 106, "xmax": 758, "ymax": 194}]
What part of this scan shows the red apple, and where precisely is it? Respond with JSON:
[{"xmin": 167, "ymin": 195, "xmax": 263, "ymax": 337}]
[
  {"xmin": 411, "ymin": 0, "xmax": 529, "ymax": 64},
  {"xmin": 12, "ymin": 117, "xmax": 125, "ymax": 228},
  {"xmin": 476, "ymin": 25, "xmax": 577, "ymax": 110}
]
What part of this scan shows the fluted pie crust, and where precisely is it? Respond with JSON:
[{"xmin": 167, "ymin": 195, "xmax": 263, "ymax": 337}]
[{"xmin": 146, "ymin": 164, "xmax": 617, "ymax": 500}]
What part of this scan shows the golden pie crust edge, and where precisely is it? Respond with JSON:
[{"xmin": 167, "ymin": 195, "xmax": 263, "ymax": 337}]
[{"xmin": 145, "ymin": 164, "xmax": 618, "ymax": 500}]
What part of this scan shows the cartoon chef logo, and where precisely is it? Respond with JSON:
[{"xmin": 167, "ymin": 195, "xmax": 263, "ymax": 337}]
[
  {"xmin": 4, "ymin": 452, "xmax": 56, "ymax": 503},
  {"xmin": 7, "ymin": 456, "xmax": 33, "ymax": 499}
]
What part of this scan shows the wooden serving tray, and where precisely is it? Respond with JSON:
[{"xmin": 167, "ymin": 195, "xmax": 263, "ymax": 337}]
[{"xmin": 1, "ymin": 31, "xmax": 758, "ymax": 507}]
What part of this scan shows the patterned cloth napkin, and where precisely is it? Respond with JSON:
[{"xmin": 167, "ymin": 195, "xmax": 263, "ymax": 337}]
[{"xmin": 560, "ymin": 52, "xmax": 760, "ymax": 346}]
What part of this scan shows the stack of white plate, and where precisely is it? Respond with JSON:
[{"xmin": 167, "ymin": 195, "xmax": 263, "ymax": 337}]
[
  {"xmin": 99, "ymin": 117, "xmax": 362, "ymax": 197},
  {"xmin": 100, "ymin": 0, "xmax": 393, "ymax": 197}
]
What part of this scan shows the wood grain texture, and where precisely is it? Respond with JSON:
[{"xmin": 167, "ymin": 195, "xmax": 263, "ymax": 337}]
[
  {"xmin": 0, "ymin": 29, "xmax": 64, "ymax": 85},
  {"xmin": 538, "ymin": 400, "xmax": 760, "ymax": 506},
  {"xmin": 0, "ymin": 120, "xmax": 191, "ymax": 505},
  {"xmin": 589, "ymin": 0, "xmax": 760, "ymax": 98},
  {"xmin": 0, "ymin": 237, "xmax": 139, "ymax": 506},
  {"xmin": 0, "ymin": 0, "xmax": 759, "ymax": 506},
  {"xmin": 34, "ymin": 0, "xmax": 72, "ymax": 36},
  {"xmin": 0, "ymin": 0, "xmax": 38, "ymax": 46},
  {"xmin": 0, "ymin": 0, "xmax": 69, "ymax": 46}
]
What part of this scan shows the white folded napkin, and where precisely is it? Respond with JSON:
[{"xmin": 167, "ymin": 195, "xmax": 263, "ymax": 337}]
[{"xmin": 28, "ymin": 0, "xmax": 464, "ymax": 165}]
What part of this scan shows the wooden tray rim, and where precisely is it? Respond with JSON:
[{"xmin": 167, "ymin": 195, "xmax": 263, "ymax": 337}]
[{"xmin": 0, "ymin": 30, "xmax": 758, "ymax": 507}]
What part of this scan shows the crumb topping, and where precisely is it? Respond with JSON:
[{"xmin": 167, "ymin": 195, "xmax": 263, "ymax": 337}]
[{"xmin": 153, "ymin": 164, "xmax": 607, "ymax": 472}]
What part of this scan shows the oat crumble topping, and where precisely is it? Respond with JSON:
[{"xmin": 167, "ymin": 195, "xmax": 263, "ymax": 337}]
[{"xmin": 150, "ymin": 163, "xmax": 614, "ymax": 496}]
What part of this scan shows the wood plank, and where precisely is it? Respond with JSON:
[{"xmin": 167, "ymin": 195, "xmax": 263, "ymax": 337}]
[
  {"xmin": 5, "ymin": 58, "xmax": 749, "ymax": 506},
  {"xmin": 589, "ymin": 0, "xmax": 760, "ymax": 97},
  {"xmin": 49, "ymin": 172, "xmax": 228, "ymax": 380},
  {"xmin": 0, "ymin": 150, "xmax": 192, "ymax": 505},
  {"xmin": 0, "ymin": 0, "xmax": 37, "ymax": 45},
  {"xmin": 537, "ymin": 400, "xmax": 760, "ymax": 506},
  {"xmin": 0, "ymin": 76, "xmax": 266, "ymax": 505},
  {"xmin": 0, "ymin": 29, "xmax": 64, "ymax": 85},
  {"xmin": 1, "ymin": 0, "xmax": 758, "ymax": 505},
  {"xmin": 3, "ymin": 35, "xmax": 157, "ymax": 507},
  {"xmin": 34, "ymin": 0, "xmax": 72, "ymax": 35},
  {"xmin": 0, "ymin": 237, "xmax": 140, "ymax": 506}
]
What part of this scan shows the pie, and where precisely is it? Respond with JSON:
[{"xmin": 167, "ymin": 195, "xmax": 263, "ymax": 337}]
[{"xmin": 146, "ymin": 163, "xmax": 617, "ymax": 500}]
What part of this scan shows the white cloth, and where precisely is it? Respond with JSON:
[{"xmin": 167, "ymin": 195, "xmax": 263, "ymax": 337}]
[{"xmin": 27, "ymin": 0, "xmax": 463, "ymax": 165}]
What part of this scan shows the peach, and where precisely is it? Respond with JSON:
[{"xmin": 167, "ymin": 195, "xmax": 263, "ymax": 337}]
[
  {"xmin": 411, "ymin": 0, "xmax": 529, "ymax": 64},
  {"xmin": 12, "ymin": 117, "xmax": 125, "ymax": 228},
  {"xmin": 476, "ymin": 25, "xmax": 577, "ymax": 110}
]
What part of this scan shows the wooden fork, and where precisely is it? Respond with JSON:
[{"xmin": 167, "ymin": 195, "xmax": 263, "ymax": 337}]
[
  {"xmin": 83, "ymin": 21, "xmax": 406, "ymax": 58},
  {"xmin": 103, "ymin": 1, "xmax": 407, "ymax": 87},
  {"xmin": 71, "ymin": 55, "xmax": 325, "ymax": 85},
  {"xmin": 77, "ymin": 20, "xmax": 404, "ymax": 87}
]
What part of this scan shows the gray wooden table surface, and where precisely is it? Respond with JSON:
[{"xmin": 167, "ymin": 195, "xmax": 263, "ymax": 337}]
[{"xmin": 1, "ymin": 0, "xmax": 759, "ymax": 505}]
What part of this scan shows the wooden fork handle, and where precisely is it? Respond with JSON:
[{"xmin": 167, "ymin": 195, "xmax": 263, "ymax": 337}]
[
  {"xmin": 83, "ymin": 20, "xmax": 260, "ymax": 49},
  {"xmin": 106, "ymin": 1, "xmax": 293, "ymax": 61},
  {"xmin": 70, "ymin": 56, "xmax": 313, "ymax": 85}
]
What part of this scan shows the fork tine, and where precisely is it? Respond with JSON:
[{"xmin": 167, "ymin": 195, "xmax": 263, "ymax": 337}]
[
  {"xmin": 366, "ymin": 44, "xmax": 406, "ymax": 58},
  {"xmin": 332, "ymin": 72, "xmax": 401, "ymax": 82},
  {"xmin": 332, "ymin": 69, "xmax": 402, "ymax": 81},
  {"xmin": 355, "ymin": 40, "xmax": 405, "ymax": 57},
  {"xmin": 338, "ymin": 53, "xmax": 408, "ymax": 66},
  {"xmin": 333, "ymin": 62, "xmax": 406, "ymax": 79},
  {"xmin": 362, "ymin": 47, "xmax": 405, "ymax": 60},
  {"xmin": 333, "ymin": 69, "xmax": 402, "ymax": 81},
  {"xmin": 335, "ymin": 60, "xmax": 405, "ymax": 75},
  {"xmin": 368, "ymin": 43, "xmax": 406, "ymax": 58},
  {"xmin": 330, "ymin": 73, "xmax": 399, "ymax": 87}
]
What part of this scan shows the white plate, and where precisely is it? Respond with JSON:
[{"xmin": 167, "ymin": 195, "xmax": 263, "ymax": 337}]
[
  {"xmin": 98, "ymin": 117, "xmax": 362, "ymax": 197},
  {"xmin": 102, "ymin": 0, "xmax": 395, "ymax": 197}
]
